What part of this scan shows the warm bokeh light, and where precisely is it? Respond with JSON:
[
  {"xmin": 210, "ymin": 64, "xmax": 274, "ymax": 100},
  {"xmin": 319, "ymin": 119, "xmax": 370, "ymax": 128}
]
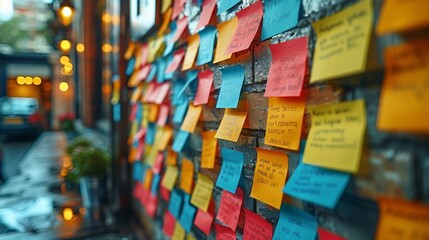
[
  {"xmin": 76, "ymin": 43, "xmax": 85, "ymax": 53},
  {"xmin": 25, "ymin": 77, "xmax": 33, "ymax": 85},
  {"xmin": 61, "ymin": 6, "xmax": 72, "ymax": 17},
  {"xmin": 102, "ymin": 83, "xmax": 112, "ymax": 94},
  {"xmin": 102, "ymin": 12, "xmax": 111, "ymax": 23},
  {"xmin": 60, "ymin": 56, "xmax": 70, "ymax": 64},
  {"xmin": 43, "ymin": 82, "xmax": 52, "ymax": 91},
  {"xmin": 63, "ymin": 208, "xmax": 74, "ymax": 221},
  {"xmin": 16, "ymin": 76, "xmax": 25, "ymax": 85},
  {"xmin": 64, "ymin": 62, "xmax": 73, "ymax": 71},
  {"xmin": 60, "ymin": 40, "xmax": 71, "ymax": 52},
  {"xmin": 60, "ymin": 168, "xmax": 68, "ymax": 177},
  {"xmin": 33, "ymin": 77, "xmax": 42, "ymax": 85},
  {"xmin": 59, "ymin": 82, "xmax": 69, "ymax": 92},
  {"xmin": 102, "ymin": 43, "xmax": 112, "ymax": 53}
]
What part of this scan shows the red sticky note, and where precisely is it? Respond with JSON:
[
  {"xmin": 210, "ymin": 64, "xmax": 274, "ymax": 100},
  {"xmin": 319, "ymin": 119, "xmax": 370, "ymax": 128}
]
[
  {"xmin": 243, "ymin": 209, "xmax": 273, "ymax": 240},
  {"xmin": 173, "ymin": 17, "xmax": 188, "ymax": 42},
  {"xmin": 157, "ymin": 104, "xmax": 170, "ymax": 126},
  {"xmin": 139, "ymin": 187, "xmax": 149, "ymax": 206},
  {"xmin": 160, "ymin": 184, "xmax": 170, "ymax": 201},
  {"xmin": 166, "ymin": 49, "xmax": 186, "ymax": 73},
  {"xmin": 226, "ymin": 0, "xmax": 263, "ymax": 54},
  {"xmin": 318, "ymin": 228, "xmax": 346, "ymax": 240},
  {"xmin": 216, "ymin": 188, "xmax": 244, "ymax": 231},
  {"xmin": 215, "ymin": 223, "xmax": 237, "ymax": 240},
  {"xmin": 146, "ymin": 193, "xmax": 158, "ymax": 217},
  {"xmin": 194, "ymin": 69, "xmax": 214, "ymax": 105},
  {"xmin": 194, "ymin": 200, "xmax": 215, "ymax": 236},
  {"xmin": 140, "ymin": 43, "xmax": 148, "ymax": 67},
  {"xmin": 163, "ymin": 210, "xmax": 176, "ymax": 237},
  {"xmin": 154, "ymin": 83, "xmax": 170, "ymax": 104},
  {"xmin": 265, "ymin": 37, "xmax": 308, "ymax": 97},
  {"xmin": 153, "ymin": 152, "xmax": 164, "ymax": 174},
  {"xmin": 195, "ymin": 0, "xmax": 217, "ymax": 31},
  {"xmin": 172, "ymin": 0, "xmax": 186, "ymax": 20},
  {"xmin": 133, "ymin": 182, "xmax": 144, "ymax": 200},
  {"xmin": 129, "ymin": 103, "xmax": 137, "ymax": 122}
]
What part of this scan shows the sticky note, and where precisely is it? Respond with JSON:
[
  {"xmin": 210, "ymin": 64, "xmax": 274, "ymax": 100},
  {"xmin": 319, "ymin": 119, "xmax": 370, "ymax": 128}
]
[
  {"xmin": 161, "ymin": 165, "xmax": 179, "ymax": 190},
  {"xmin": 196, "ymin": 26, "xmax": 216, "ymax": 66},
  {"xmin": 186, "ymin": 233, "xmax": 197, "ymax": 240},
  {"xmin": 124, "ymin": 42, "xmax": 135, "ymax": 60},
  {"xmin": 172, "ymin": 221, "xmax": 186, "ymax": 240},
  {"xmin": 166, "ymin": 49, "xmax": 186, "ymax": 73},
  {"xmin": 130, "ymin": 85, "xmax": 143, "ymax": 103},
  {"xmin": 251, "ymin": 148, "xmax": 288, "ymax": 209},
  {"xmin": 191, "ymin": 173, "xmax": 214, "ymax": 211},
  {"xmin": 146, "ymin": 193, "xmax": 158, "ymax": 217},
  {"xmin": 215, "ymin": 223, "xmax": 237, "ymax": 240},
  {"xmin": 172, "ymin": 130, "xmax": 190, "ymax": 153},
  {"xmin": 153, "ymin": 83, "xmax": 170, "ymax": 105},
  {"xmin": 317, "ymin": 228, "xmax": 346, "ymax": 240},
  {"xmin": 217, "ymin": 0, "xmax": 240, "ymax": 15},
  {"xmin": 145, "ymin": 123, "xmax": 156, "ymax": 145},
  {"xmin": 163, "ymin": 210, "xmax": 176, "ymax": 237},
  {"xmin": 377, "ymin": 0, "xmax": 429, "ymax": 35},
  {"xmin": 178, "ymin": 71, "xmax": 199, "ymax": 96},
  {"xmin": 264, "ymin": 95, "xmax": 306, "ymax": 151},
  {"xmin": 158, "ymin": 7, "xmax": 172, "ymax": 35},
  {"xmin": 128, "ymin": 65, "xmax": 152, "ymax": 87},
  {"xmin": 216, "ymin": 148, "xmax": 244, "ymax": 193},
  {"xmin": 172, "ymin": 0, "xmax": 186, "ymax": 20},
  {"xmin": 182, "ymin": 34, "xmax": 200, "ymax": 71},
  {"xmin": 376, "ymin": 198, "xmax": 429, "ymax": 240},
  {"xmin": 126, "ymin": 58, "xmax": 136, "ymax": 76},
  {"xmin": 157, "ymin": 58, "xmax": 168, "ymax": 83},
  {"xmin": 146, "ymin": 62, "xmax": 157, "ymax": 82},
  {"xmin": 147, "ymin": 36, "xmax": 164, "ymax": 63},
  {"xmin": 180, "ymin": 158, "xmax": 194, "ymax": 194},
  {"xmin": 147, "ymin": 104, "xmax": 159, "ymax": 122},
  {"xmin": 261, "ymin": 0, "xmax": 301, "ymax": 40},
  {"xmin": 216, "ymin": 65, "xmax": 245, "ymax": 108},
  {"xmin": 157, "ymin": 104, "xmax": 170, "ymax": 126},
  {"xmin": 157, "ymin": 126, "xmax": 173, "ymax": 150},
  {"xmin": 169, "ymin": 190, "xmax": 183, "ymax": 218},
  {"xmin": 173, "ymin": 16, "xmax": 188, "ymax": 42},
  {"xmin": 161, "ymin": 184, "xmax": 171, "ymax": 201},
  {"xmin": 194, "ymin": 69, "xmax": 214, "ymax": 105},
  {"xmin": 273, "ymin": 204, "xmax": 318, "ymax": 240},
  {"xmin": 180, "ymin": 104, "xmax": 202, "ymax": 133},
  {"xmin": 215, "ymin": 107, "xmax": 247, "ymax": 142},
  {"xmin": 164, "ymin": 27, "xmax": 176, "ymax": 57},
  {"xmin": 216, "ymin": 188, "xmax": 244, "ymax": 231},
  {"xmin": 243, "ymin": 209, "xmax": 273, "ymax": 240},
  {"xmin": 194, "ymin": 200, "xmax": 215, "ymax": 236},
  {"xmin": 173, "ymin": 102, "xmax": 189, "ymax": 124},
  {"xmin": 152, "ymin": 152, "xmax": 164, "ymax": 174},
  {"xmin": 201, "ymin": 130, "xmax": 217, "ymax": 169},
  {"xmin": 377, "ymin": 39, "xmax": 429, "ymax": 134},
  {"xmin": 195, "ymin": 0, "xmax": 217, "ymax": 31},
  {"xmin": 303, "ymin": 100, "xmax": 366, "ymax": 173},
  {"xmin": 225, "ymin": 0, "xmax": 263, "ymax": 54},
  {"xmin": 179, "ymin": 194, "xmax": 197, "ymax": 232},
  {"xmin": 310, "ymin": 0, "xmax": 373, "ymax": 82},
  {"xmin": 284, "ymin": 163, "xmax": 350, "ymax": 209},
  {"xmin": 140, "ymin": 43, "xmax": 149, "ymax": 67},
  {"xmin": 167, "ymin": 147, "xmax": 178, "ymax": 166},
  {"xmin": 214, "ymin": 18, "xmax": 237, "ymax": 63},
  {"xmin": 265, "ymin": 37, "xmax": 308, "ymax": 97},
  {"xmin": 151, "ymin": 173, "xmax": 161, "ymax": 194},
  {"xmin": 162, "ymin": 0, "xmax": 172, "ymax": 13}
]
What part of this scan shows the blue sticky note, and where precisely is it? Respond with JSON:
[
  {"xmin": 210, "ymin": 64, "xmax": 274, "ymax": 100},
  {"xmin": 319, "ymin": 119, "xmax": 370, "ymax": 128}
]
[
  {"xmin": 172, "ymin": 130, "xmax": 190, "ymax": 153},
  {"xmin": 283, "ymin": 163, "xmax": 350, "ymax": 209},
  {"xmin": 173, "ymin": 101, "xmax": 189, "ymax": 124},
  {"xmin": 216, "ymin": 65, "xmax": 245, "ymax": 108},
  {"xmin": 133, "ymin": 161, "xmax": 143, "ymax": 182},
  {"xmin": 216, "ymin": 148, "xmax": 244, "ymax": 193},
  {"xmin": 136, "ymin": 103, "xmax": 143, "ymax": 123},
  {"xmin": 113, "ymin": 103, "xmax": 121, "ymax": 122},
  {"xmin": 168, "ymin": 190, "xmax": 183, "ymax": 219},
  {"xmin": 179, "ymin": 194, "xmax": 197, "ymax": 232},
  {"xmin": 125, "ymin": 57, "xmax": 135, "ymax": 76},
  {"xmin": 217, "ymin": 0, "xmax": 241, "ymax": 15},
  {"xmin": 178, "ymin": 70, "xmax": 198, "ymax": 97},
  {"xmin": 164, "ymin": 54, "xmax": 175, "ymax": 80},
  {"xmin": 163, "ymin": 23, "xmax": 176, "ymax": 57},
  {"xmin": 145, "ymin": 123, "xmax": 156, "ymax": 145},
  {"xmin": 273, "ymin": 204, "xmax": 317, "ymax": 240},
  {"xmin": 156, "ymin": 58, "xmax": 167, "ymax": 83},
  {"xmin": 196, "ymin": 26, "xmax": 216, "ymax": 66},
  {"xmin": 151, "ymin": 174, "xmax": 161, "ymax": 195},
  {"xmin": 146, "ymin": 62, "xmax": 157, "ymax": 82},
  {"xmin": 261, "ymin": 0, "xmax": 301, "ymax": 40},
  {"xmin": 172, "ymin": 81, "xmax": 186, "ymax": 104}
]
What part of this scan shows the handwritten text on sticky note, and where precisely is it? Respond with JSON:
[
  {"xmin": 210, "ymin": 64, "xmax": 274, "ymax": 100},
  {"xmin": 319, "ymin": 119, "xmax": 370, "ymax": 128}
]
[
  {"xmin": 191, "ymin": 173, "xmax": 214, "ymax": 212},
  {"xmin": 273, "ymin": 204, "xmax": 318, "ymax": 240},
  {"xmin": 216, "ymin": 148, "xmax": 244, "ymax": 194},
  {"xmin": 216, "ymin": 188, "xmax": 244, "ymax": 231},
  {"xmin": 201, "ymin": 130, "xmax": 217, "ymax": 169},
  {"xmin": 243, "ymin": 209, "xmax": 273, "ymax": 240}
]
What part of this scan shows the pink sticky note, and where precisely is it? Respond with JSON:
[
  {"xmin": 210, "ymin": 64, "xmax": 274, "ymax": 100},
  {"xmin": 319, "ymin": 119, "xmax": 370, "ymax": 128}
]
[
  {"xmin": 194, "ymin": 69, "xmax": 214, "ymax": 105},
  {"xmin": 157, "ymin": 104, "xmax": 170, "ymax": 126},
  {"xmin": 318, "ymin": 228, "xmax": 346, "ymax": 240},
  {"xmin": 135, "ymin": 140, "xmax": 145, "ymax": 160},
  {"xmin": 226, "ymin": 0, "xmax": 263, "ymax": 54},
  {"xmin": 153, "ymin": 152, "xmax": 164, "ymax": 174},
  {"xmin": 141, "ymin": 43, "xmax": 149, "ymax": 67},
  {"xmin": 194, "ymin": 200, "xmax": 215, "ymax": 236},
  {"xmin": 143, "ymin": 83, "xmax": 157, "ymax": 102},
  {"xmin": 216, "ymin": 188, "xmax": 244, "ymax": 231},
  {"xmin": 163, "ymin": 210, "xmax": 176, "ymax": 237},
  {"xmin": 129, "ymin": 103, "xmax": 137, "ymax": 122},
  {"xmin": 133, "ymin": 128, "xmax": 147, "ymax": 142},
  {"xmin": 243, "ymin": 209, "xmax": 273, "ymax": 240},
  {"xmin": 160, "ymin": 184, "xmax": 170, "ymax": 201},
  {"xmin": 154, "ymin": 83, "xmax": 170, "ymax": 104},
  {"xmin": 215, "ymin": 223, "xmax": 237, "ymax": 240},
  {"xmin": 172, "ymin": 0, "xmax": 186, "ymax": 20},
  {"xmin": 173, "ymin": 17, "xmax": 188, "ymax": 42},
  {"xmin": 265, "ymin": 37, "xmax": 308, "ymax": 97},
  {"xmin": 166, "ymin": 49, "xmax": 186, "ymax": 73},
  {"xmin": 195, "ymin": 0, "xmax": 217, "ymax": 31},
  {"xmin": 146, "ymin": 193, "xmax": 158, "ymax": 217}
]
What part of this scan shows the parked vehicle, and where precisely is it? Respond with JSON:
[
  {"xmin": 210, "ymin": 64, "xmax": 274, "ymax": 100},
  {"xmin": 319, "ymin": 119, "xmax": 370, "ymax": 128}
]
[{"xmin": 0, "ymin": 97, "xmax": 42, "ymax": 137}]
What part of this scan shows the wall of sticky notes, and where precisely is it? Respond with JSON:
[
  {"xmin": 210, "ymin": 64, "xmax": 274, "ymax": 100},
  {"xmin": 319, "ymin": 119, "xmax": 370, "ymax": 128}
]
[{"xmin": 124, "ymin": 0, "xmax": 429, "ymax": 239}]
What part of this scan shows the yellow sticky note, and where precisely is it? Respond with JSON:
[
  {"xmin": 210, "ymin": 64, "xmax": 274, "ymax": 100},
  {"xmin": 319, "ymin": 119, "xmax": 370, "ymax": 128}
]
[
  {"xmin": 180, "ymin": 158, "xmax": 194, "ymax": 194},
  {"xmin": 161, "ymin": 165, "xmax": 179, "ymax": 190},
  {"xmin": 143, "ymin": 170, "xmax": 153, "ymax": 190},
  {"xmin": 310, "ymin": 0, "xmax": 373, "ymax": 82},
  {"xmin": 162, "ymin": 0, "xmax": 172, "ymax": 13},
  {"xmin": 147, "ymin": 36, "xmax": 164, "ymax": 63},
  {"xmin": 191, "ymin": 173, "xmax": 214, "ymax": 212},
  {"xmin": 158, "ymin": 8, "xmax": 172, "ymax": 36},
  {"xmin": 167, "ymin": 147, "xmax": 178, "ymax": 166},
  {"xmin": 157, "ymin": 126, "xmax": 173, "ymax": 150},
  {"xmin": 376, "ymin": 198, "xmax": 429, "ymax": 240},
  {"xmin": 172, "ymin": 221, "xmax": 186, "ymax": 240},
  {"xmin": 180, "ymin": 104, "xmax": 202, "ymax": 133},
  {"xmin": 201, "ymin": 131, "xmax": 217, "ymax": 169},
  {"xmin": 377, "ymin": 0, "xmax": 429, "ymax": 35},
  {"xmin": 187, "ymin": 233, "xmax": 197, "ymax": 240},
  {"xmin": 303, "ymin": 100, "xmax": 366, "ymax": 173},
  {"xmin": 130, "ymin": 84, "xmax": 144, "ymax": 103},
  {"xmin": 250, "ymin": 148, "xmax": 288, "ymax": 209},
  {"xmin": 377, "ymin": 39, "xmax": 429, "ymax": 134},
  {"xmin": 265, "ymin": 95, "xmax": 306, "ymax": 151},
  {"xmin": 128, "ymin": 121, "xmax": 138, "ymax": 145},
  {"xmin": 215, "ymin": 108, "xmax": 247, "ymax": 142},
  {"xmin": 145, "ymin": 147, "xmax": 158, "ymax": 166},
  {"xmin": 124, "ymin": 41, "xmax": 135, "ymax": 60},
  {"xmin": 214, "ymin": 17, "xmax": 238, "ymax": 63},
  {"xmin": 182, "ymin": 34, "xmax": 200, "ymax": 71}
]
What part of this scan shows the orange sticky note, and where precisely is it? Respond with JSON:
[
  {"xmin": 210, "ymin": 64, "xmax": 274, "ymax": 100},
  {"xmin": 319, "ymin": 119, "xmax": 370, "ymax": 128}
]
[
  {"xmin": 201, "ymin": 131, "xmax": 217, "ymax": 169},
  {"xmin": 215, "ymin": 108, "xmax": 247, "ymax": 142},
  {"xmin": 243, "ymin": 209, "xmax": 273, "ymax": 240},
  {"xmin": 264, "ymin": 95, "xmax": 306, "ymax": 151},
  {"xmin": 148, "ymin": 104, "xmax": 159, "ymax": 122},
  {"xmin": 225, "ymin": 0, "xmax": 263, "ymax": 55},
  {"xmin": 377, "ymin": 39, "xmax": 429, "ymax": 134},
  {"xmin": 180, "ymin": 104, "xmax": 202, "ymax": 133},
  {"xmin": 182, "ymin": 34, "xmax": 200, "ymax": 71},
  {"xmin": 143, "ymin": 170, "xmax": 153, "ymax": 190},
  {"xmin": 214, "ymin": 18, "xmax": 238, "ymax": 63},
  {"xmin": 128, "ymin": 65, "xmax": 151, "ymax": 87},
  {"xmin": 250, "ymin": 148, "xmax": 288, "ymax": 209},
  {"xmin": 157, "ymin": 126, "xmax": 173, "ymax": 150},
  {"xmin": 166, "ymin": 49, "xmax": 186, "ymax": 73},
  {"xmin": 376, "ymin": 198, "xmax": 429, "ymax": 240},
  {"xmin": 194, "ymin": 69, "xmax": 214, "ymax": 106},
  {"xmin": 195, "ymin": 0, "xmax": 217, "ymax": 31},
  {"xmin": 191, "ymin": 173, "xmax": 214, "ymax": 211},
  {"xmin": 158, "ymin": 7, "xmax": 172, "ymax": 36},
  {"xmin": 130, "ymin": 84, "xmax": 144, "ymax": 103},
  {"xmin": 377, "ymin": 0, "xmax": 429, "ymax": 35},
  {"xmin": 124, "ymin": 41, "xmax": 135, "ymax": 60},
  {"xmin": 173, "ymin": 16, "xmax": 188, "ymax": 42},
  {"xmin": 161, "ymin": 165, "xmax": 179, "ymax": 190},
  {"xmin": 180, "ymin": 158, "xmax": 194, "ymax": 194},
  {"xmin": 167, "ymin": 147, "xmax": 178, "ymax": 166}
]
